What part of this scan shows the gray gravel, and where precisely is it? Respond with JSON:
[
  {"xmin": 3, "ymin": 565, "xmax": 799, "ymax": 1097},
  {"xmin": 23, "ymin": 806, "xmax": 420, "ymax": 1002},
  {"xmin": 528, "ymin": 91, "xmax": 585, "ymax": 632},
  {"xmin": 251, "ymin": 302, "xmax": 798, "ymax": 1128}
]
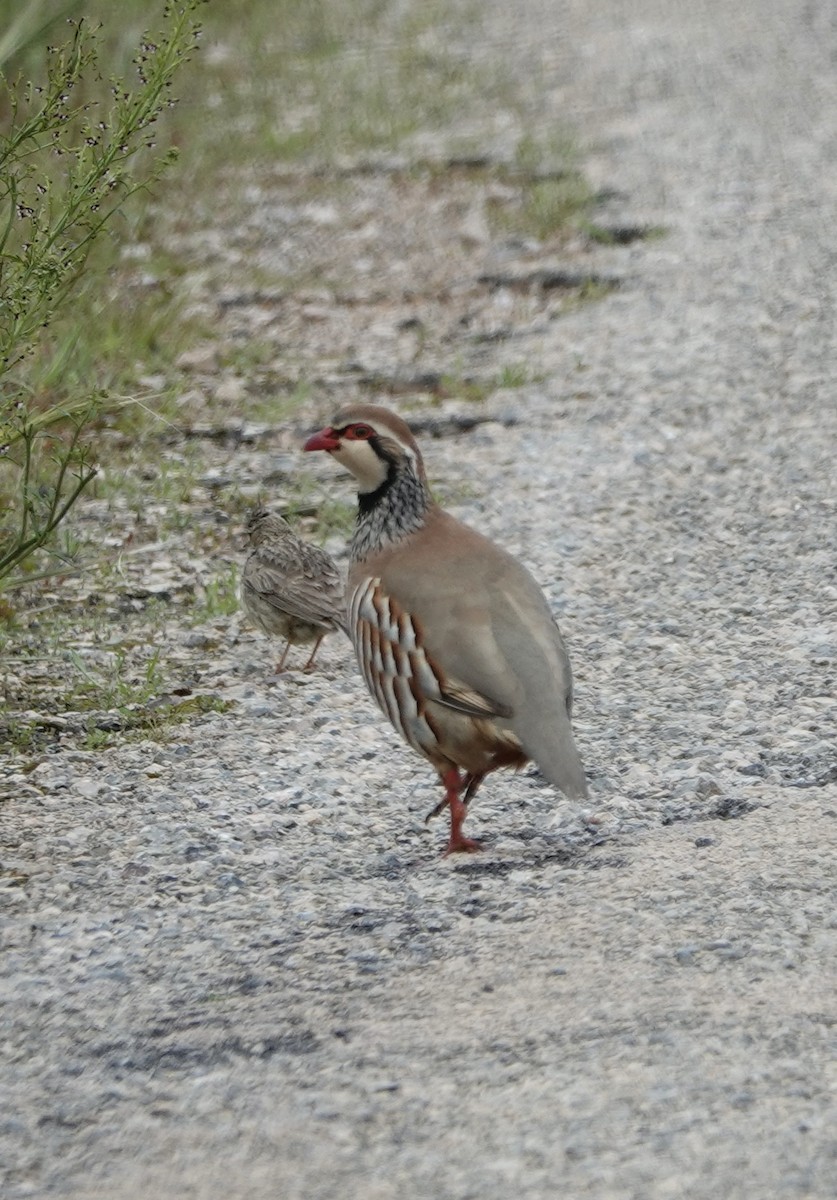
[{"xmin": 2, "ymin": 1, "xmax": 837, "ymax": 1197}]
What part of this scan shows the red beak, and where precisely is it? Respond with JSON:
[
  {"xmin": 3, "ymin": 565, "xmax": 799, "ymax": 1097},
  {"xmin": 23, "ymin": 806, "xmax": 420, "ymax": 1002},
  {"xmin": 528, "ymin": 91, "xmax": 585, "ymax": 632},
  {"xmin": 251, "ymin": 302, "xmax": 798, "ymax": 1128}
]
[{"xmin": 303, "ymin": 426, "xmax": 341, "ymax": 452}]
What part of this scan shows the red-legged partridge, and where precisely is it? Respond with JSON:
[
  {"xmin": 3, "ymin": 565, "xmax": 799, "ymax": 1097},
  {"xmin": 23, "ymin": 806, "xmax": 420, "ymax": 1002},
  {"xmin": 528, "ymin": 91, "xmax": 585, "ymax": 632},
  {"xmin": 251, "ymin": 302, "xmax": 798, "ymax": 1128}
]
[
  {"xmin": 304, "ymin": 405, "xmax": 588, "ymax": 853},
  {"xmin": 240, "ymin": 506, "xmax": 344, "ymax": 673}
]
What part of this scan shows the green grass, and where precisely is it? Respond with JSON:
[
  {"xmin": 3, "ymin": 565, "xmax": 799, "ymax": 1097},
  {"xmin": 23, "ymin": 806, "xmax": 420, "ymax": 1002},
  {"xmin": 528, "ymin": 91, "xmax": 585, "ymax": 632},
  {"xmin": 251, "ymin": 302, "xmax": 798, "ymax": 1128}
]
[
  {"xmin": 291, "ymin": 494, "xmax": 355, "ymax": 540},
  {"xmin": 496, "ymin": 362, "xmax": 539, "ymax": 389},
  {"xmin": 193, "ymin": 564, "xmax": 240, "ymax": 622},
  {"xmin": 0, "ymin": 0, "xmax": 505, "ymax": 178},
  {"xmin": 434, "ymin": 361, "xmax": 542, "ymax": 404},
  {"xmin": 0, "ymin": 0, "xmax": 501, "ymax": 437},
  {"xmin": 64, "ymin": 644, "xmax": 166, "ymax": 710},
  {"xmin": 1, "ymin": 1, "xmax": 593, "ymax": 498},
  {"xmin": 1, "ymin": 693, "xmax": 234, "ymax": 755},
  {"xmin": 582, "ymin": 220, "xmax": 668, "ymax": 245},
  {"xmin": 488, "ymin": 171, "xmax": 594, "ymax": 241},
  {"xmin": 0, "ymin": 592, "xmax": 236, "ymax": 754},
  {"xmin": 0, "ymin": 0, "xmax": 603, "ymax": 756}
]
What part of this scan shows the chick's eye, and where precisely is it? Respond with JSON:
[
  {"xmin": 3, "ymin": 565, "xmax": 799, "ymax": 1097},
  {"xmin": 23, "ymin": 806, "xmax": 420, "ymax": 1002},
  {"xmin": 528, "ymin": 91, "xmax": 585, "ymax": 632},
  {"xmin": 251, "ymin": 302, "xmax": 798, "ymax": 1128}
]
[{"xmin": 348, "ymin": 423, "xmax": 373, "ymax": 440}]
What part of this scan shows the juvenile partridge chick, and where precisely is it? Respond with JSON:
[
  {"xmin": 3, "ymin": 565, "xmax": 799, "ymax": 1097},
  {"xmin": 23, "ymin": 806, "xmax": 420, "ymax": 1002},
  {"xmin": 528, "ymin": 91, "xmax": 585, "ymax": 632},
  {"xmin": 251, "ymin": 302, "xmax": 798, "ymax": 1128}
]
[
  {"xmin": 240, "ymin": 507, "xmax": 344, "ymax": 673},
  {"xmin": 304, "ymin": 405, "xmax": 588, "ymax": 854}
]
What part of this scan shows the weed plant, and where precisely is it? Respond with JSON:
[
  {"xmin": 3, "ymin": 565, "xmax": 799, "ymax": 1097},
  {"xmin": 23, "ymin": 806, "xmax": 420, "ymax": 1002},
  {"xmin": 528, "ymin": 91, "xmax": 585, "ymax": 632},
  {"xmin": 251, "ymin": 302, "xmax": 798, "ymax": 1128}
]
[
  {"xmin": 0, "ymin": 2, "xmax": 204, "ymax": 589},
  {"xmin": 0, "ymin": 1, "xmax": 598, "ymax": 749}
]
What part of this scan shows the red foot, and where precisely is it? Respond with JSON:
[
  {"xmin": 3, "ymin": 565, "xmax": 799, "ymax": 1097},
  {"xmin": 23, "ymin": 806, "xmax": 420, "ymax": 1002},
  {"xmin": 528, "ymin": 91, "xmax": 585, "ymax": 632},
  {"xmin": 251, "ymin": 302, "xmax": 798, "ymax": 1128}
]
[
  {"xmin": 443, "ymin": 832, "xmax": 482, "ymax": 856},
  {"xmin": 438, "ymin": 767, "xmax": 481, "ymax": 856}
]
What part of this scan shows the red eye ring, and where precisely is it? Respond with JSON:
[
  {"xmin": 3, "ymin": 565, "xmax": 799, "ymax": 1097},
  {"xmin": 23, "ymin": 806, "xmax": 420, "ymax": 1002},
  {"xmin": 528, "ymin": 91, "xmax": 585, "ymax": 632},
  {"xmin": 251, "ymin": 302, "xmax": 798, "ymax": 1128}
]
[{"xmin": 346, "ymin": 423, "xmax": 373, "ymax": 440}]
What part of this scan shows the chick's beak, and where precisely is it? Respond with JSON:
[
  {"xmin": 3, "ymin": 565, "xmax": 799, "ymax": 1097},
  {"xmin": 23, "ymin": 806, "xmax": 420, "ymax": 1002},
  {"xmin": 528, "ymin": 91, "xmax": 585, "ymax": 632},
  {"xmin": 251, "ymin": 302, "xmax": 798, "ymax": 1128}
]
[{"xmin": 303, "ymin": 426, "xmax": 341, "ymax": 452}]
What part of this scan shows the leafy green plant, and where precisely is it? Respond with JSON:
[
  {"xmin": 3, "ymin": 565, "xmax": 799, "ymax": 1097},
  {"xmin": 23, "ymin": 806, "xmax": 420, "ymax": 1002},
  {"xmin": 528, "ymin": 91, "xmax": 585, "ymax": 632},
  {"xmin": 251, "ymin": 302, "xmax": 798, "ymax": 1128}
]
[{"xmin": 0, "ymin": 2, "xmax": 204, "ymax": 589}]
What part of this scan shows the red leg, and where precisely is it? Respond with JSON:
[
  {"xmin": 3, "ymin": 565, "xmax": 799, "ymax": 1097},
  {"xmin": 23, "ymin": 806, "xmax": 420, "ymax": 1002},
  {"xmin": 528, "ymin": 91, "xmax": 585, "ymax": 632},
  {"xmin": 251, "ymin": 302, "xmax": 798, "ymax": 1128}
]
[{"xmin": 439, "ymin": 767, "xmax": 481, "ymax": 855}]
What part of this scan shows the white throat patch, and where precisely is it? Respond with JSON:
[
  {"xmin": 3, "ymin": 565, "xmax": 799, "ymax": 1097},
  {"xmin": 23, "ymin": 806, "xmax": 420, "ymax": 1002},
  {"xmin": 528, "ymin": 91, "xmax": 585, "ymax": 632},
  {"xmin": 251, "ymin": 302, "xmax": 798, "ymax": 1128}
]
[{"xmin": 332, "ymin": 439, "xmax": 389, "ymax": 493}]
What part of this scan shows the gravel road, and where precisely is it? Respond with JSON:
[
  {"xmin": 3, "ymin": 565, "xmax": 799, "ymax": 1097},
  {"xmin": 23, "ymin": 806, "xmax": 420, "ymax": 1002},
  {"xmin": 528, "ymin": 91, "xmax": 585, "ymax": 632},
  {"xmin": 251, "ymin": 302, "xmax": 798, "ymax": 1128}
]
[{"xmin": 2, "ymin": 1, "xmax": 836, "ymax": 1197}]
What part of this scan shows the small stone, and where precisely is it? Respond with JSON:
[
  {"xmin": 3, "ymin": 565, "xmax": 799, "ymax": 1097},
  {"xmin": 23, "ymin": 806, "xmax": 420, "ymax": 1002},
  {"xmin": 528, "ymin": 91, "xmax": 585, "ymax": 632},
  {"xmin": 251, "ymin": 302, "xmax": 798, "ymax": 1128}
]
[
  {"xmin": 176, "ymin": 345, "xmax": 218, "ymax": 372},
  {"xmin": 213, "ymin": 376, "xmax": 248, "ymax": 404},
  {"xmin": 459, "ymin": 194, "xmax": 491, "ymax": 246},
  {"xmin": 301, "ymin": 305, "xmax": 332, "ymax": 322},
  {"xmin": 74, "ymin": 778, "xmax": 102, "ymax": 800},
  {"xmin": 695, "ymin": 775, "xmax": 721, "ymax": 799}
]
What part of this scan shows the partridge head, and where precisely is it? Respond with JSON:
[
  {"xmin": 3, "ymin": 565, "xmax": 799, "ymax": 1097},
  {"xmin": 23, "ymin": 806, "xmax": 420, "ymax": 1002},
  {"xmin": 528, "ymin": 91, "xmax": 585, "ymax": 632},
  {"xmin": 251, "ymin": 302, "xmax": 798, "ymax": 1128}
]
[
  {"xmin": 240, "ymin": 506, "xmax": 344, "ymax": 673},
  {"xmin": 304, "ymin": 405, "xmax": 588, "ymax": 853}
]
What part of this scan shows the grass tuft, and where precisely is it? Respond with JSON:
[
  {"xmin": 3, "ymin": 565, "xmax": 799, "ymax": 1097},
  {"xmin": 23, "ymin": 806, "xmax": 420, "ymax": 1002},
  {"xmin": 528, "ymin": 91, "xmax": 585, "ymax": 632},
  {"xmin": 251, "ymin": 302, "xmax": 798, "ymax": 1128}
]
[{"xmin": 0, "ymin": 1, "xmax": 610, "ymax": 760}]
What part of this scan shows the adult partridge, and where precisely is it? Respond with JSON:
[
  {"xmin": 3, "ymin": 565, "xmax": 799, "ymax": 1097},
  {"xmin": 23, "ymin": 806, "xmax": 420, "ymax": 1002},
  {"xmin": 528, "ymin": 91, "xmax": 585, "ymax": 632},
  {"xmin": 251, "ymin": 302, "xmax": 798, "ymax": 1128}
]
[
  {"xmin": 304, "ymin": 405, "xmax": 588, "ymax": 853},
  {"xmin": 240, "ymin": 506, "xmax": 344, "ymax": 673}
]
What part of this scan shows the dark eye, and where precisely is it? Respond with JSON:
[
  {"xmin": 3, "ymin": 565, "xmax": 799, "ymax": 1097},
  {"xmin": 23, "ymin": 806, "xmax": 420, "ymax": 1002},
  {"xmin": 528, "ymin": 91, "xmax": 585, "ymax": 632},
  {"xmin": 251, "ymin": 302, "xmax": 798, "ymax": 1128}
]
[{"xmin": 348, "ymin": 423, "xmax": 373, "ymax": 440}]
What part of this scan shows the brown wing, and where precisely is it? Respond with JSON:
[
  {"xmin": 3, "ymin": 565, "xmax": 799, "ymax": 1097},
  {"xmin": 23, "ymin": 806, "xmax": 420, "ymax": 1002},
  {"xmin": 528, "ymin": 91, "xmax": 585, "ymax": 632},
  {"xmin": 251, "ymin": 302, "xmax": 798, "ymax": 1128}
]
[
  {"xmin": 243, "ymin": 543, "xmax": 344, "ymax": 628},
  {"xmin": 430, "ymin": 681, "xmax": 513, "ymax": 720}
]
